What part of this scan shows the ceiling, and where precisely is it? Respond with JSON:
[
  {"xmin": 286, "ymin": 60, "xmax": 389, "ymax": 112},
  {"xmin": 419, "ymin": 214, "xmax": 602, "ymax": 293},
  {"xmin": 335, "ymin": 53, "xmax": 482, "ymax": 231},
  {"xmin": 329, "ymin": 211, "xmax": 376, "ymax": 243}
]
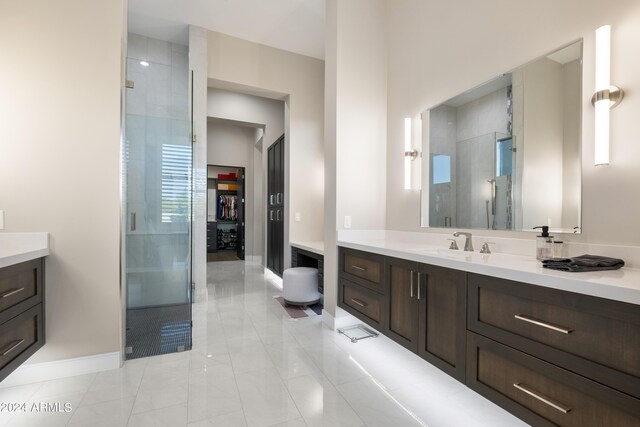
[{"xmin": 128, "ymin": 0, "xmax": 326, "ymax": 59}]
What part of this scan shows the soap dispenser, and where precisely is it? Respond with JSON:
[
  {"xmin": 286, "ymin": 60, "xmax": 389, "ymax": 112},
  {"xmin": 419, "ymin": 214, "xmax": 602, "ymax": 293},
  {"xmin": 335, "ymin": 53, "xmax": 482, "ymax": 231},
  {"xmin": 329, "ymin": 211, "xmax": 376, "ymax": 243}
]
[{"xmin": 533, "ymin": 226, "xmax": 554, "ymax": 261}]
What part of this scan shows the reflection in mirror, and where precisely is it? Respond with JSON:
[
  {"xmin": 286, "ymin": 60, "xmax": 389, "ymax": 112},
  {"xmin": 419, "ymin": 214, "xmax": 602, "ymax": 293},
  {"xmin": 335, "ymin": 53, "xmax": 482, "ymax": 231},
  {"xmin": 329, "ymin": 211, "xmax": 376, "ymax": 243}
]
[{"xmin": 421, "ymin": 40, "xmax": 582, "ymax": 233}]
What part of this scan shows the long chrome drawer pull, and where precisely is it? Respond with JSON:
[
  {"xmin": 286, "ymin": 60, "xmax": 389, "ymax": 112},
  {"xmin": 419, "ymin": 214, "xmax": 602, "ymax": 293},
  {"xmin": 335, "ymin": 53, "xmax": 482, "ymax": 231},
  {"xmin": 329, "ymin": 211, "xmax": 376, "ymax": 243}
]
[
  {"xmin": 350, "ymin": 298, "xmax": 367, "ymax": 307},
  {"xmin": 514, "ymin": 314, "xmax": 573, "ymax": 334},
  {"xmin": 351, "ymin": 265, "xmax": 366, "ymax": 272},
  {"xmin": 513, "ymin": 383, "xmax": 571, "ymax": 414},
  {"xmin": 1, "ymin": 339, "xmax": 25, "ymax": 357},
  {"xmin": 0, "ymin": 288, "xmax": 25, "ymax": 298},
  {"xmin": 417, "ymin": 272, "xmax": 422, "ymax": 300}
]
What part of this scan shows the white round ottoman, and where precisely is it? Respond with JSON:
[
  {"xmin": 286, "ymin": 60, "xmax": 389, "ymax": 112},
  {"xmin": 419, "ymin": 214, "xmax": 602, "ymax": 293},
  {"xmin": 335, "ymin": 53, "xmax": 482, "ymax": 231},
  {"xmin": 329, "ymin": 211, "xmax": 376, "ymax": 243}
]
[{"xmin": 283, "ymin": 267, "xmax": 320, "ymax": 306}]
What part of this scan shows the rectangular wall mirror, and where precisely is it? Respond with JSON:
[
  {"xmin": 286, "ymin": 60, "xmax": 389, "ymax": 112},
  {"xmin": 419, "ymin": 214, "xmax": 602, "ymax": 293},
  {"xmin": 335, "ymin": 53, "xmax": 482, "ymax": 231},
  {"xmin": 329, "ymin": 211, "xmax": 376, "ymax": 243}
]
[{"xmin": 421, "ymin": 40, "xmax": 583, "ymax": 234}]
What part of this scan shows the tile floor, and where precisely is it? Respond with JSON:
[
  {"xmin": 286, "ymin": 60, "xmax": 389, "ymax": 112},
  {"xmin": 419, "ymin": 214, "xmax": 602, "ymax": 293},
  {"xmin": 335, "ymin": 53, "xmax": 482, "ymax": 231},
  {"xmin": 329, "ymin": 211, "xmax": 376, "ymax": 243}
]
[{"xmin": 0, "ymin": 261, "xmax": 527, "ymax": 426}]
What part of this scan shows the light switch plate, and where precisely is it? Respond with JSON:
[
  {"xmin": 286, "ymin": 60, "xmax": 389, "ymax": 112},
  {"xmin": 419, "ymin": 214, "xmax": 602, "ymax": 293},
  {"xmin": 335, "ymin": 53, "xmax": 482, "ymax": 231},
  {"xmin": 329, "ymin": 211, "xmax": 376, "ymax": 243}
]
[
  {"xmin": 295, "ymin": 212, "xmax": 301, "ymax": 222},
  {"xmin": 0, "ymin": 210, "xmax": 4, "ymax": 230},
  {"xmin": 344, "ymin": 215, "xmax": 351, "ymax": 229}
]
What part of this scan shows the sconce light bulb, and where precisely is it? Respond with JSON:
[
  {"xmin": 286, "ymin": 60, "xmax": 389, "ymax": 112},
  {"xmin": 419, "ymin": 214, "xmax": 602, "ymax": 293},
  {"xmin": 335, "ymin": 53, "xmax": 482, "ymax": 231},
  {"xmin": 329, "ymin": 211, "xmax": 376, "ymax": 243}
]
[{"xmin": 595, "ymin": 25, "xmax": 611, "ymax": 91}]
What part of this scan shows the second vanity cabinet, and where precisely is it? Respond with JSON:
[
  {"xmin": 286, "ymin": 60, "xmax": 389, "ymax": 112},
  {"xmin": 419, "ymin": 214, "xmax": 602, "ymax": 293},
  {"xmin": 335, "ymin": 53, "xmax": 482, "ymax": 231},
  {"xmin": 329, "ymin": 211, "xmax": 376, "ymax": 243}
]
[
  {"xmin": 338, "ymin": 246, "xmax": 640, "ymax": 426},
  {"xmin": 0, "ymin": 258, "xmax": 46, "ymax": 383}
]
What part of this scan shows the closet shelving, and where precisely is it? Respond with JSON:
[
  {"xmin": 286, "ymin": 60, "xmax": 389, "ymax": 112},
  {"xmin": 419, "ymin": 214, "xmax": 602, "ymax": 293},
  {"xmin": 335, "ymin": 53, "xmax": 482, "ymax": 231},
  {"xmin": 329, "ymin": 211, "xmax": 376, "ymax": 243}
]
[
  {"xmin": 206, "ymin": 166, "xmax": 245, "ymax": 260},
  {"xmin": 214, "ymin": 178, "xmax": 239, "ymax": 251}
]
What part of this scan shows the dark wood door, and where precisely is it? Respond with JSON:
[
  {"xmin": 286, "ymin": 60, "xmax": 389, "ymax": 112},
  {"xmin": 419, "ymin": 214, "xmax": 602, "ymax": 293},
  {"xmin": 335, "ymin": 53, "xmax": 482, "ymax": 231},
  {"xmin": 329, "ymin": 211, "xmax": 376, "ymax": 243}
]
[
  {"xmin": 267, "ymin": 135, "xmax": 285, "ymax": 276},
  {"xmin": 236, "ymin": 168, "xmax": 245, "ymax": 260},
  {"xmin": 418, "ymin": 263, "xmax": 467, "ymax": 382},
  {"xmin": 385, "ymin": 257, "xmax": 419, "ymax": 352}
]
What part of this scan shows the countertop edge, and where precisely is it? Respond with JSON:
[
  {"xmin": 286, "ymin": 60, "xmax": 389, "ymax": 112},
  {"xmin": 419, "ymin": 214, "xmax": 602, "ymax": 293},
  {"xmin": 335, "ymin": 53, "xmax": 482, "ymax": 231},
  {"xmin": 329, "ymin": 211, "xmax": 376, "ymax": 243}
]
[
  {"xmin": 0, "ymin": 248, "xmax": 50, "ymax": 269},
  {"xmin": 291, "ymin": 241, "xmax": 324, "ymax": 256}
]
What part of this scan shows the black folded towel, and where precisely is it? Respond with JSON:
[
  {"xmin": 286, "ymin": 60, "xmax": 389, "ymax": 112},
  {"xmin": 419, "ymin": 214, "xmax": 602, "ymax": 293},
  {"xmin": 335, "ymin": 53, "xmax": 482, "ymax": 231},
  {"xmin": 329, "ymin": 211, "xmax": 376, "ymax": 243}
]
[{"xmin": 542, "ymin": 254, "xmax": 625, "ymax": 272}]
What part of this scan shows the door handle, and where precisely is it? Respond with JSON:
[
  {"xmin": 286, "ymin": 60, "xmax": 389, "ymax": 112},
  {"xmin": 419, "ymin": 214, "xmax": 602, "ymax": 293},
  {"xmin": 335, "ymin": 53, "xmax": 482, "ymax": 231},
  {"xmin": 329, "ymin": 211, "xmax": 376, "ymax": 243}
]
[
  {"xmin": 277, "ymin": 210, "xmax": 281, "ymax": 221},
  {"xmin": 269, "ymin": 211, "xmax": 274, "ymax": 221},
  {"xmin": 270, "ymin": 195, "xmax": 274, "ymax": 205},
  {"xmin": 276, "ymin": 193, "xmax": 282, "ymax": 204},
  {"xmin": 417, "ymin": 272, "xmax": 422, "ymax": 300},
  {"xmin": 130, "ymin": 213, "xmax": 136, "ymax": 231}
]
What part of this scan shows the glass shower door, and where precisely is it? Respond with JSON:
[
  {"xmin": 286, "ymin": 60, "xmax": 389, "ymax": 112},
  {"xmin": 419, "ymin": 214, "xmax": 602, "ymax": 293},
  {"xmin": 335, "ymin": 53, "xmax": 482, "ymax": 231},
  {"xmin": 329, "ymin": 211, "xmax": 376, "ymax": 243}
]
[{"xmin": 124, "ymin": 35, "xmax": 192, "ymax": 359}]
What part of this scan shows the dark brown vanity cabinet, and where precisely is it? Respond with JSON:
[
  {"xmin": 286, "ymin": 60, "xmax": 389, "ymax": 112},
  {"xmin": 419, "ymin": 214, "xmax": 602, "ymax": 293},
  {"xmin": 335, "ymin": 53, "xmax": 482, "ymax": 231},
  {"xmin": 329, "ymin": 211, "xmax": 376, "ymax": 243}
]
[
  {"xmin": 338, "ymin": 248, "xmax": 386, "ymax": 331},
  {"xmin": 384, "ymin": 257, "xmax": 467, "ymax": 381},
  {"xmin": 467, "ymin": 273, "xmax": 640, "ymax": 425},
  {"xmin": 417, "ymin": 264, "xmax": 466, "ymax": 382},
  {"xmin": 338, "ymin": 246, "xmax": 640, "ymax": 426},
  {"xmin": 338, "ymin": 247, "xmax": 467, "ymax": 382},
  {"xmin": 385, "ymin": 258, "xmax": 420, "ymax": 352},
  {"xmin": 0, "ymin": 258, "xmax": 45, "ymax": 383}
]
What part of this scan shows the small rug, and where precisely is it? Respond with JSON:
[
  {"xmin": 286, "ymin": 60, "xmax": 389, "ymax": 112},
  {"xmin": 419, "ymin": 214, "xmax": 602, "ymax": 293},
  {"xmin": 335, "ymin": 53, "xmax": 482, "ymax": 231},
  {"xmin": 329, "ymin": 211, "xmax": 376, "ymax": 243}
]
[{"xmin": 274, "ymin": 296, "xmax": 322, "ymax": 319}]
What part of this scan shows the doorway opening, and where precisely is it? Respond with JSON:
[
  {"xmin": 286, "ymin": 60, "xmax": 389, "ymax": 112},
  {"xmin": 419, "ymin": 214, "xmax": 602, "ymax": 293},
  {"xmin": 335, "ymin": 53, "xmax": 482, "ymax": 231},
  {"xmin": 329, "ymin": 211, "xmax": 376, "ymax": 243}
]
[{"xmin": 207, "ymin": 165, "xmax": 245, "ymax": 262}]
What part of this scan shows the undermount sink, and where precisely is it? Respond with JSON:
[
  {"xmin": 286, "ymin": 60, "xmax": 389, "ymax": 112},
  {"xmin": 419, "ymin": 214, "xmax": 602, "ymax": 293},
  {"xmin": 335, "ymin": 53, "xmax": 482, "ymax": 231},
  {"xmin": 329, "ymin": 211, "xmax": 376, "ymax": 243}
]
[{"xmin": 418, "ymin": 247, "xmax": 487, "ymax": 260}]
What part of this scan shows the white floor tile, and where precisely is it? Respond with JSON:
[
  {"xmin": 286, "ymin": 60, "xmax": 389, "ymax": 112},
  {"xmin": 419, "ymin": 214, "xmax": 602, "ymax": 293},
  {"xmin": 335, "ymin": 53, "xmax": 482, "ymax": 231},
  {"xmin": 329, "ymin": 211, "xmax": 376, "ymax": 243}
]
[
  {"xmin": 127, "ymin": 403, "xmax": 188, "ymax": 427},
  {"xmin": 235, "ymin": 368, "xmax": 302, "ymax": 427},
  {"xmin": 187, "ymin": 410, "xmax": 247, "ymax": 426},
  {"xmin": 187, "ymin": 364, "xmax": 243, "ymax": 423},
  {"xmin": 68, "ymin": 396, "xmax": 135, "ymax": 427}
]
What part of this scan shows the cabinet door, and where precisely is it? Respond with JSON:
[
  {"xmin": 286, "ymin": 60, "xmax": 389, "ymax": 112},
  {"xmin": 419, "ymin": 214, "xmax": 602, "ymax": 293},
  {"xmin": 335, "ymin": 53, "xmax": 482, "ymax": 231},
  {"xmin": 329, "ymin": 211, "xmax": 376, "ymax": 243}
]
[
  {"xmin": 385, "ymin": 257, "xmax": 419, "ymax": 352},
  {"xmin": 418, "ymin": 264, "xmax": 467, "ymax": 382},
  {"xmin": 268, "ymin": 143, "xmax": 275, "ymax": 206}
]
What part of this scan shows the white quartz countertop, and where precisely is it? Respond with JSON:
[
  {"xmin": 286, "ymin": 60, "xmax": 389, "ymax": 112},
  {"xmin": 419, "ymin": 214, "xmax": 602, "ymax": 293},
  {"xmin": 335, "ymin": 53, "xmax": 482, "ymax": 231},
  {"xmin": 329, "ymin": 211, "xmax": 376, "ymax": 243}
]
[
  {"xmin": 291, "ymin": 241, "xmax": 324, "ymax": 256},
  {"xmin": 338, "ymin": 235, "xmax": 640, "ymax": 306},
  {"xmin": 0, "ymin": 233, "xmax": 50, "ymax": 269}
]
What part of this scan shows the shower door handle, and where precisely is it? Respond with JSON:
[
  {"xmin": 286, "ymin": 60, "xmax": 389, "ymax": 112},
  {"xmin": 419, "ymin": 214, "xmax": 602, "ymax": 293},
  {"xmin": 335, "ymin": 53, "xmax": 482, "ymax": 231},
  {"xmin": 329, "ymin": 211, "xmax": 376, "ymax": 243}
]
[{"xmin": 130, "ymin": 213, "xmax": 136, "ymax": 231}]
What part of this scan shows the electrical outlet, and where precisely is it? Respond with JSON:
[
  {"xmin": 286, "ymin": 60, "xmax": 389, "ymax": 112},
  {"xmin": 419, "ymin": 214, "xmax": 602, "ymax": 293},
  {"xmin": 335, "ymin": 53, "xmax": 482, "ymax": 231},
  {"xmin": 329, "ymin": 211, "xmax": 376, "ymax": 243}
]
[
  {"xmin": 294, "ymin": 212, "xmax": 301, "ymax": 222},
  {"xmin": 344, "ymin": 215, "xmax": 352, "ymax": 229},
  {"xmin": 0, "ymin": 210, "xmax": 4, "ymax": 230}
]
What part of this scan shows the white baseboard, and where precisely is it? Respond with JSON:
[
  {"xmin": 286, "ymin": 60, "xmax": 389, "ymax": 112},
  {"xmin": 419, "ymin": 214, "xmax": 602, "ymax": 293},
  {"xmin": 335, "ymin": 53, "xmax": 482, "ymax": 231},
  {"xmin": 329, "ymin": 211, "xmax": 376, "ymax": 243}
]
[
  {"xmin": 0, "ymin": 351, "xmax": 121, "ymax": 388},
  {"xmin": 321, "ymin": 309, "xmax": 335, "ymax": 329}
]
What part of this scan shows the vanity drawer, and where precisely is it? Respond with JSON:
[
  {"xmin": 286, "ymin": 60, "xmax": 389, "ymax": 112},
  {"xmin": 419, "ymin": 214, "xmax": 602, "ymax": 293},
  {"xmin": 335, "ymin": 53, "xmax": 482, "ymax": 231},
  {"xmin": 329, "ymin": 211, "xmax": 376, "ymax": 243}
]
[
  {"xmin": 339, "ymin": 248, "xmax": 385, "ymax": 293},
  {"xmin": 468, "ymin": 273, "xmax": 640, "ymax": 397},
  {"xmin": 0, "ymin": 304, "xmax": 44, "ymax": 382},
  {"xmin": 340, "ymin": 279, "xmax": 383, "ymax": 330},
  {"xmin": 0, "ymin": 258, "xmax": 43, "ymax": 324},
  {"xmin": 467, "ymin": 332, "xmax": 640, "ymax": 427}
]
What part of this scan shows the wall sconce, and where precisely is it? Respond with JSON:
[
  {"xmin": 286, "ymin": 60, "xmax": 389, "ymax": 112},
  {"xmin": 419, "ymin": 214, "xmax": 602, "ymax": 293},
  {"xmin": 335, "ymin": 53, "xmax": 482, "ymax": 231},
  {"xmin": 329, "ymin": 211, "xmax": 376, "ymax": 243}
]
[
  {"xmin": 592, "ymin": 24, "xmax": 624, "ymax": 166},
  {"xmin": 404, "ymin": 117, "xmax": 419, "ymax": 189}
]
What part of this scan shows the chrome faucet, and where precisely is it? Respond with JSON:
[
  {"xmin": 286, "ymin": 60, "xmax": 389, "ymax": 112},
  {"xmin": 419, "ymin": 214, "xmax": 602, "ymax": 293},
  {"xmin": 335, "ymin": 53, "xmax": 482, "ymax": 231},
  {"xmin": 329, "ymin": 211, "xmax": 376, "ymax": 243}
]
[{"xmin": 453, "ymin": 232, "xmax": 474, "ymax": 252}]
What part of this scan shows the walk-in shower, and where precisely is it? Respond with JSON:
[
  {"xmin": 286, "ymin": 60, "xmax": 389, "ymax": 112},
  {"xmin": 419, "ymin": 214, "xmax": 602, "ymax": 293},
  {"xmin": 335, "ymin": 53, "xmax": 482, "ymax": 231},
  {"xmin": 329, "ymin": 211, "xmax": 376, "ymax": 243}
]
[
  {"xmin": 428, "ymin": 131, "xmax": 516, "ymax": 230},
  {"xmin": 123, "ymin": 33, "xmax": 193, "ymax": 359}
]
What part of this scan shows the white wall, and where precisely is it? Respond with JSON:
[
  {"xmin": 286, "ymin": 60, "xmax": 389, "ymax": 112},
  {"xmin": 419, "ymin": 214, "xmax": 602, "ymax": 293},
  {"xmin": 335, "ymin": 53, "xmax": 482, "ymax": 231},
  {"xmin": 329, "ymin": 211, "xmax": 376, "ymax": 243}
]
[
  {"xmin": 0, "ymin": 0, "xmax": 124, "ymax": 362},
  {"xmin": 207, "ymin": 121, "xmax": 261, "ymax": 257},
  {"xmin": 206, "ymin": 31, "xmax": 325, "ymax": 271},
  {"xmin": 386, "ymin": 0, "xmax": 640, "ymax": 247},
  {"xmin": 324, "ymin": 0, "xmax": 388, "ymax": 320},
  {"xmin": 207, "ymin": 88, "xmax": 285, "ymax": 262},
  {"xmin": 521, "ymin": 58, "xmax": 565, "ymax": 230}
]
